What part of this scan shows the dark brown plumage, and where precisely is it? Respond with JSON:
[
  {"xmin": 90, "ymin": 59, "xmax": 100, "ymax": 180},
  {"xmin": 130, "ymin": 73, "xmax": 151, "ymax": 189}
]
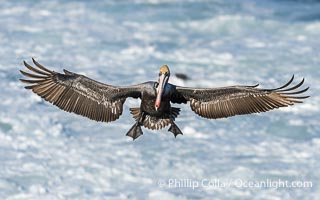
[
  {"xmin": 20, "ymin": 58, "xmax": 141, "ymax": 123},
  {"xmin": 172, "ymin": 76, "xmax": 309, "ymax": 119},
  {"xmin": 20, "ymin": 59, "xmax": 309, "ymax": 140}
]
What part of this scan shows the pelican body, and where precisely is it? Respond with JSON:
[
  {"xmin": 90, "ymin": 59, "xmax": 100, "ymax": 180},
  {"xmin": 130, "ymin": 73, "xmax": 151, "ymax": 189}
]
[{"xmin": 20, "ymin": 59, "xmax": 309, "ymax": 140}]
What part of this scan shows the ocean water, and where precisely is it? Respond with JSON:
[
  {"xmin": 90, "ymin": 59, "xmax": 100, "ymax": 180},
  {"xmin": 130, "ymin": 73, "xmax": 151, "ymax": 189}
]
[{"xmin": 0, "ymin": 0, "xmax": 319, "ymax": 199}]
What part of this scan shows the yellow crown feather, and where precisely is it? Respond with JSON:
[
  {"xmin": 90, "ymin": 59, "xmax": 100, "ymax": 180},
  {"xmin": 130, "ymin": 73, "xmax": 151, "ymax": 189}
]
[{"xmin": 159, "ymin": 65, "xmax": 170, "ymax": 74}]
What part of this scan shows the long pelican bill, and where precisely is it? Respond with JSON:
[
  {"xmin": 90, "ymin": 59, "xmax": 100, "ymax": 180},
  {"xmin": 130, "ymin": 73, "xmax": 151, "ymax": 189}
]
[{"xmin": 155, "ymin": 73, "xmax": 168, "ymax": 110}]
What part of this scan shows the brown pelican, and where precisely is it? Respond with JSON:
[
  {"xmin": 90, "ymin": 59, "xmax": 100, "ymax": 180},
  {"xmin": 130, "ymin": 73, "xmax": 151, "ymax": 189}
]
[{"xmin": 20, "ymin": 59, "xmax": 309, "ymax": 140}]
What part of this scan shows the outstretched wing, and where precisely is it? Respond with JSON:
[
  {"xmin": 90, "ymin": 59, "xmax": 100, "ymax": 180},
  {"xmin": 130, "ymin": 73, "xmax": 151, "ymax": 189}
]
[
  {"xmin": 172, "ymin": 75, "xmax": 309, "ymax": 119},
  {"xmin": 20, "ymin": 58, "xmax": 142, "ymax": 122}
]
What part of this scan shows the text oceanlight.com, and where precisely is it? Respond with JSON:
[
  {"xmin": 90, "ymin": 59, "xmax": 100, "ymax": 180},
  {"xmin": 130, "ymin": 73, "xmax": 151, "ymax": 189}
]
[{"xmin": 157, "ymin": 178, "xmax": 313, "ymax": 190}]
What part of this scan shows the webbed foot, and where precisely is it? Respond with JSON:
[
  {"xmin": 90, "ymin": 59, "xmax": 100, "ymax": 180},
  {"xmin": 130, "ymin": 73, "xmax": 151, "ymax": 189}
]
[
  {"xmin": 168, "ymin": 121, "xmax": 183, "ymax": 138},
  {"xmin": 126, "ymin": 123, "xmax": 143, "ymax": 140}
]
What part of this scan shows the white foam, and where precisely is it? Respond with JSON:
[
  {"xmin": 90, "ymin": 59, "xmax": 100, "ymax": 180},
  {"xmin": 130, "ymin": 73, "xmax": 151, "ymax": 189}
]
[
  {"xmin": 244, "ymin": 38, "xmax": 266, "ymax": 48},
  {"xmin": 288, "ymin": 119, "xmax": 304, "ymax": 126},
  {"xmin": 305, "ymin": 22, "xmax": 320, "ymax": 33},
  {"xmin": 1, "ymin": 7, "xmax": 27, "ymax": 15},
  {"xmin": 182, "ymin": 126, "xmax": 209, "ymax": 139},
  {"xmin": 154, "ymin": 49, "xmax": 234, "ymax": 66},
  {"xmin": 148, "ymin": 190, "xmax": 187, "ymax": 200}
]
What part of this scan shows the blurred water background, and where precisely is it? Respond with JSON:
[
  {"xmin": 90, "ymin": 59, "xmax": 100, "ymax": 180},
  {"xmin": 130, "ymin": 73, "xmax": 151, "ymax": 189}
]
[{"xmin": 0, "ymin": 0, "xmax": 319, "ymax": 199}]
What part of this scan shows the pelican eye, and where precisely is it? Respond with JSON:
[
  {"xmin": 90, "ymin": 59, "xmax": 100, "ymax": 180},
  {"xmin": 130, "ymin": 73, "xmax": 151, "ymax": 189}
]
[{"xmin": 154, "ymin": 82, "xmax": 159, "ymax": 88}]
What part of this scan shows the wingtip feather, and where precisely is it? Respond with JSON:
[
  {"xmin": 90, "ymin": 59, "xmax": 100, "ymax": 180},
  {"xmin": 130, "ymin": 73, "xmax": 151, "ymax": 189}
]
[
  {"xmin": 32, "ymin": 58, "xmax": 54, "ymax": 74},
  {"xmin": 63, "ymin": 69, "xmax": 73, "ymax": 75}
]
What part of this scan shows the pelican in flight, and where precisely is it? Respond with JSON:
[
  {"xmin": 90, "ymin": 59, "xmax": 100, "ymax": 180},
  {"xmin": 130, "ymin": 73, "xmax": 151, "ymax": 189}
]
[{"xmin": 20, "ymin": 59, "xmax": 309, "ymax": 140}]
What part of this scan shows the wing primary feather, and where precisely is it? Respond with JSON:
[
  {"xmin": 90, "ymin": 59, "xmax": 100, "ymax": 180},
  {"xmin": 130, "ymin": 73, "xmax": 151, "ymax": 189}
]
[
  {"xmin": 278, "ymin": 78, "xmax": 304, "ymax": 92},
  {"xmin": 25, "ymin": 85, "xmax": 36, "ymax": 89},
  {"xmin": 264, "ymin": 97, "xmax": 278, "ymax": 108},
  {"xmin": 280, "ymin": 87, "xmax": 309, "ymax": 95},
  {"xmin": 23, "ymin": 61, "xmax": 50, "ymax": 76},
  {"xmin": 32, "ymin": 58, "xmax": 54, "ymax": 74},
  {"xmin": 248, "ymin": 83, "xmax": 259, "ymax": 88},
  {"xmin": 38, "ymin": 83, "xmax": 58, "ymax": 98},
  {"xmin": 32, "ymin": 82, "xmax": 54, "ymax": 92},
  {"xmin": 287, "ymin": 99, "xmax": 303, "ymax": 103},
  {"xmin": 281, "ymin": 95, "xmax": 310, "ymax": 99},
  {"xmin": 19, "ymin": 70, "xmax": 48, "ymax": 79},
  {"xmin": 269, "ymin": 96, "xmax": 285, "ymax": 107},
  {"xmin": 272, "ymin": 75, "xmax": 294, "ymax": 90},
  {"xmin": 19, "ymin": 79, "xmax": 50, "ymax": 84}
]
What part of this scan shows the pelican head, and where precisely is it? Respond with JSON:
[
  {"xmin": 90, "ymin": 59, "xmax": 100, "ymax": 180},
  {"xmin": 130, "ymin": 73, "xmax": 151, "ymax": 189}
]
[{"xmin": 155, "ymin": 65, "xmax": 170, "ymax": 111}]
